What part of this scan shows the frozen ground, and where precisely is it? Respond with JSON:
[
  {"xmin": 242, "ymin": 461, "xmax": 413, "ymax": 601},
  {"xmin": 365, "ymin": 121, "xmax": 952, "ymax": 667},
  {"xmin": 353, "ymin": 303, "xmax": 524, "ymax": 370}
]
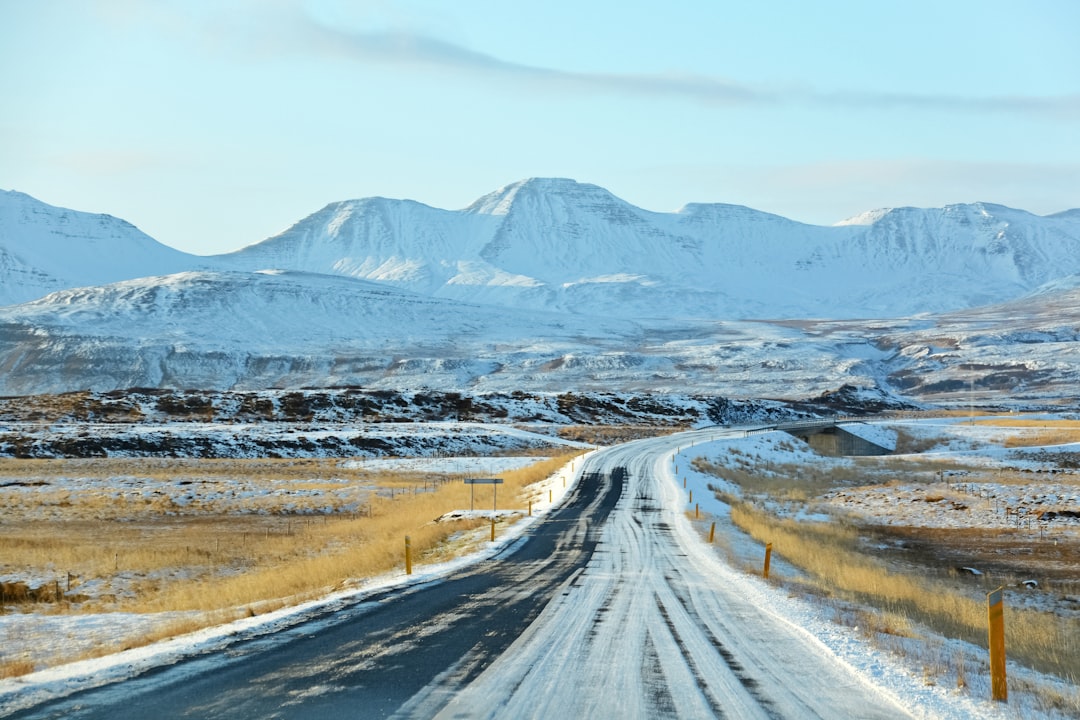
[{"xmin": 1, "ymin": 419, "xmax": 1078, "ymax": 718}]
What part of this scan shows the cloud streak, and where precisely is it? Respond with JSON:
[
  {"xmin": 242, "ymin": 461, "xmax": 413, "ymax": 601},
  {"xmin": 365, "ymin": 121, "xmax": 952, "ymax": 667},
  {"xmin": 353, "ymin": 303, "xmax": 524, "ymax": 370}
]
[
  {"xmin": 286, "ymin": 15, "xmax": 1079, "ymax": 118},
  {"xmin": 102, "ymin": 2, "xmax": 1079, "ymax": 118},
  {"xmin": 297, "ymin": 22, "xmax": 764, "ymax": 106}
]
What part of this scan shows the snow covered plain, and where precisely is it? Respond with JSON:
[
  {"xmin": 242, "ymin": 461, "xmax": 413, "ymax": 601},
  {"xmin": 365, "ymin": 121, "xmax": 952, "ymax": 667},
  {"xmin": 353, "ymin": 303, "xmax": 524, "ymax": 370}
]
[{"xmin": 2, "ymin": 418, "xmax": 1077, "ymax": 718}]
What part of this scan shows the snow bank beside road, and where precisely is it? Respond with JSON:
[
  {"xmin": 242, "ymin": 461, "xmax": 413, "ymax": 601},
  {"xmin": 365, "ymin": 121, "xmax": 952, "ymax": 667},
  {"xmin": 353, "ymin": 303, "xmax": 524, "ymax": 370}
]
[{"xmin": 0, "ymin": 455, "xmax": 589, "ymax": 715}]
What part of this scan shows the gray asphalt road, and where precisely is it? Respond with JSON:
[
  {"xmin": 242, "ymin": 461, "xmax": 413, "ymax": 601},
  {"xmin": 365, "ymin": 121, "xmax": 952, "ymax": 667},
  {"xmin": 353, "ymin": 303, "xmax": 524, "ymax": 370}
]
[
  {"xmin": 430, "ymin": 433, "xmax": 912, "ymax": 719},
  {"xmin": 8, "ymin": 432, "xmax": 915, "ymax": 719},
  {"xmin": 7, "ymin": 465, "xmax": 625, "ymax": 719}
]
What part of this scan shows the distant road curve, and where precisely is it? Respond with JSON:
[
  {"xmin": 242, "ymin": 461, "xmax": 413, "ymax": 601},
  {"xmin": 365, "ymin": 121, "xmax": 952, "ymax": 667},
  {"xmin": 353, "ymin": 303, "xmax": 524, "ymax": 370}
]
[{"xmin": 10, "ymin": 429, "xmax": 910, "ymax": 719}]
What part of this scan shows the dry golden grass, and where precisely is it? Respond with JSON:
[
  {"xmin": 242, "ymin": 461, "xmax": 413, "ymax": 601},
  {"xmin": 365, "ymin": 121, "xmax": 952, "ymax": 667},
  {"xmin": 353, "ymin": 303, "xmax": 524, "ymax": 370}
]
[
  {"xmin": 0, "ymin": 658, "xmax": 37, "ymax": 680},
  {"xmin": 694, "ymin": 426, "xmax": 1080, "ymax": 693},
  {"xmin": 692, "ymin": 456, "xmax": 844, "ymax": 500},
  {"xmin": 933, "ymin": 410, "xmax": 996, "ymax": 418},
  {"xmin": 0, "ymin": 451, "xmax": 583, "ymax": 677},
  {"xmin": 974, "ymin": 418, "xmax": 1080, "ymax": 429},
  {"xmin": 890, "ymin": 428, "xmax": 948, "ymax": 455},
  {"xmin": 0, "ymin": 453, "xmax": 581, "ymax": 614},
  {"xmin": 557, "ymin": 425, "xmax": 678, "ymax": 444},
  {"xmin": 1002, "ymin": 429, "xmax": 1080, "ymax": 448},
  {"xmin": 724, "ymin": 498, "xmax": 1079, "ymax": 681},
  {"xmin": 0, "ymin": 457, "xmax": 478, "ymax": 521},
  {"xmin": 969, "ymin": 417, "xmax": 1080, "ymax": 447},
  {"xmin": 693, "ymin": 450, "xmax": 978, "ymax": 498}
]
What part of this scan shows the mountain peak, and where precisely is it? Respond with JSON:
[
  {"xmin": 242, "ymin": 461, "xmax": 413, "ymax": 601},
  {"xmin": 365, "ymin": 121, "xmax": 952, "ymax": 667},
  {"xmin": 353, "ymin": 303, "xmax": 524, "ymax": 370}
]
[
  {"xmin": 834, "ymin": 202, "xmax": 1022, "ymax": 228},
  {"xmin": 464, "ymin": 178, "xmax": 616, "ymax": 216},
  {"xmin": 833, "ymin": 207, "xmax": 895, "ymax": 226},
  {"xmin": 0, "ymin": 188, "xmax": 199, "ymax": 306}
]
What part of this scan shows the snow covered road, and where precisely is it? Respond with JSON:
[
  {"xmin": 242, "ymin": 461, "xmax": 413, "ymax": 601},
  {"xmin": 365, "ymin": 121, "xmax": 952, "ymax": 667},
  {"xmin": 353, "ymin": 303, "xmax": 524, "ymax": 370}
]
[
  {"xmin": 428, "ymin": 431, "xmax": 912, "ymax": 719},
  {"xmin": 8, "ymin": 429, "xmax": 946, "ymax": 719}
]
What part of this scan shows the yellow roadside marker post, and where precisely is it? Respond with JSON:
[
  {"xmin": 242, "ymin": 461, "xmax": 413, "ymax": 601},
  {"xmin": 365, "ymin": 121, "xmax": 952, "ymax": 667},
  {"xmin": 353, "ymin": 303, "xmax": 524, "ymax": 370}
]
[
  {"xmin": 988, "ymin": 587, "xmax": 1007, "ymax": 702},
  {"xmin": 708, "ymin": 522, "xmax": 716, "ymax": 543},
  {"xmin": 405, "ymin": 536, "xmax": 413, "ymax": 575},
  {"xmin": 763, "ymin": 542, "xmax": 773, "ymax": 579}
]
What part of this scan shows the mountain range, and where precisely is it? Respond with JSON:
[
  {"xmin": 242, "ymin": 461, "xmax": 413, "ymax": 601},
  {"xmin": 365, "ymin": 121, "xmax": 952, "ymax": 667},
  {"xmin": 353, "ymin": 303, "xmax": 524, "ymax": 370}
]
[{"xmin": 1, "ymin": 180, "xmax": 1078, "ymax": 404}]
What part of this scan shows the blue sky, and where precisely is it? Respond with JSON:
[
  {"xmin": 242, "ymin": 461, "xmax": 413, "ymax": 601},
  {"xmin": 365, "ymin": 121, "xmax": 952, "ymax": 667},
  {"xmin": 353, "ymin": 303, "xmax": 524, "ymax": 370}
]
[{"xmin": 2, "ymin": 0, "xmax": 1078, "ymax": 255}]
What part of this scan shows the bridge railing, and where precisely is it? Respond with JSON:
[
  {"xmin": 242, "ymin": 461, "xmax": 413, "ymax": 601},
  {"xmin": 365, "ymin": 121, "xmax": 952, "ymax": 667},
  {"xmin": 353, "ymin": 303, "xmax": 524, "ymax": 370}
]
[{"xmin": 741, "ymin": 415, "xmax": 889, "ymax": 436}]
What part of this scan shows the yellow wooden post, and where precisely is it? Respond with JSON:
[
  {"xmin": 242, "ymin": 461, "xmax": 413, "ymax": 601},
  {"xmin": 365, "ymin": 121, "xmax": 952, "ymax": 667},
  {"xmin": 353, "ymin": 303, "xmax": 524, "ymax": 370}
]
[
  {"xmin": 708, "ymin": 522, "xmax": 715, "ymax": 543},
  {"xmin": 688, "ymin": 490, "xmax": 693, "ymax": 504},
  {"xmin": 490, "ymin": 517, "xmax": 496, "ymax": 542},
  {"xmin": 763, "ymin": 542, "xmax": 773, "ymax": 579},
  {"xmin": 549, "ymin": 489, "xmax": 552, "ymax": 503},
  {"xmin": 528, "ymin": 499, "xmax": 533, "ymax": 516},
  {"xmin": 987, "ymin": 587, "xmax": 1007, "ymax": 702},
  {"xmin": 405, "ymin": 535, "xmax": 413, "ymax": 575},
  {"xmin": 695, "ymin": 503, "xmax": 699, "ymax": 519},
  {"xmin": 683, "ymin": 477, "xmax": 686, "ymax": 488}
]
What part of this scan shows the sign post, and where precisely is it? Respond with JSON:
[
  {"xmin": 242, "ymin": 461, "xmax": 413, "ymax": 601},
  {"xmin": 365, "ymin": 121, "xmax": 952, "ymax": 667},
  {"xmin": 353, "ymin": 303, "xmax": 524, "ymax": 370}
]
[
  {"xmin": 464, "ymin": 478, "xmax": 504, "ymax": 514},
  {"xmin": 987, "ymin": 587, "xmax": 1007, "ymax": 702}
]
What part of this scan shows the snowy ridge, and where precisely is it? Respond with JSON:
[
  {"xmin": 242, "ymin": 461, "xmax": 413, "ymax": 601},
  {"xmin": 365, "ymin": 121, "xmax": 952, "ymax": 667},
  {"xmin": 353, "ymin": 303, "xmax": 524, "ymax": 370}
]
[
  {"xmin": 0, "ymin": 268, "xmax": 897, "ymax": 397},
  {"xmin": 216, "ymin": 179, "xmax": 1080, "ymax": 319},
  {"xmin": 5, "ymin": 181, "xmax": 1080, "ymax": 319},
  {"xmin": 0, "ymin": 270, "xmax": 652, "ymax": 395},
  {"xmin": 2, "ymin": 264, "xmax": 1080, "ymax": 401},
  {"xmin": 2, "ymin": 183, "xmax": 1080, "ymax": 399},
  {"xmin": 0, "ymin": 190, "xmax": 202, "ymax": 306}
]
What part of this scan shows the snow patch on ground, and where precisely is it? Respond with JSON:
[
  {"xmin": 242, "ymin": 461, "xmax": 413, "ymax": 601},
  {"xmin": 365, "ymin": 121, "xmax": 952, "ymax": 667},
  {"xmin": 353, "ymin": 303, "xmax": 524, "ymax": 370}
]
[{"xmin": 843, "ymin": 421, "xmax": 899, "ymax": 451}]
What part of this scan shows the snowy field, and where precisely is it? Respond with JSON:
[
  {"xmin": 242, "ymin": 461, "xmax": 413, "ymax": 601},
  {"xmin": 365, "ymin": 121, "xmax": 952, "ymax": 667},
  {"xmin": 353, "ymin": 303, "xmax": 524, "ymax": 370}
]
[
  {"xmin": 1, "ymin": 418, "xmax": 1078, "ymax": 718},
  {"xmin": 673, "ymin": 417, "xmax": 1079, "ymax": 718}
]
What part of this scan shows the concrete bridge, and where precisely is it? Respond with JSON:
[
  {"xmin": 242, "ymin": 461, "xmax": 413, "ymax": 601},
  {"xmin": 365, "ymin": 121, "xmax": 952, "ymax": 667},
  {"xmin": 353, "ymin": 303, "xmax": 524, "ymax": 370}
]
[{"xmin": 748, "ymin": 418, "xmax": 892, "ymax": 456}]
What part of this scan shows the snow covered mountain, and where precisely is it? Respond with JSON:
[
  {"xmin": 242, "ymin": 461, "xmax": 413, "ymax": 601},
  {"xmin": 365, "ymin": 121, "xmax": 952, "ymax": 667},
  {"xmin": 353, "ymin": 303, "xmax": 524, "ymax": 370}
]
[
  {"xmin": 2, "ymin": 182, "xmax": 1079, "ymax": 402},
  {"xmin": 0, "ymin": 270, "xmax": 648, "ymax": 395},
  {"xmin": 0, "ymin": 190, "xmax": 203, "ymax": 306},
  {"xmin": 218, "ymin": 178, "xmax": 1080, "ymax": 319},
  {"xmin": 5, "ymin": 180, "xmax": 1080, "ymax": 319},
  {"xmin": 0, "ymin": 268, "xmax": 876, "ymax": 397},
  {"xmin": 1, "ymin": 265, "xmax": 1078, "ymax": 406}
]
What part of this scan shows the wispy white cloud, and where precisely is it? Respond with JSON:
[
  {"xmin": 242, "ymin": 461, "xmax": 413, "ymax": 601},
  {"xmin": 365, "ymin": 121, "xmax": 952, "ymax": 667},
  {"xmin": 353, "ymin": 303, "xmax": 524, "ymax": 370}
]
[
  {"xmin": 809, "ymin": 89, "xmax": 1080, "ymax": 117},
  {"xmin": 87, "ymin": 1, "xmax": 1080, "ymax": 117},
  {"xmin": 281, "ymin": 9, "xmax": 1078, "ymax": 117},
  {"xmin": 288, "ymin": 18, "xmax": 1080, "ymax": 116},
  {"xmin": 294, "ymin": 22, "xmax": 764, "ymax": 105}
]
